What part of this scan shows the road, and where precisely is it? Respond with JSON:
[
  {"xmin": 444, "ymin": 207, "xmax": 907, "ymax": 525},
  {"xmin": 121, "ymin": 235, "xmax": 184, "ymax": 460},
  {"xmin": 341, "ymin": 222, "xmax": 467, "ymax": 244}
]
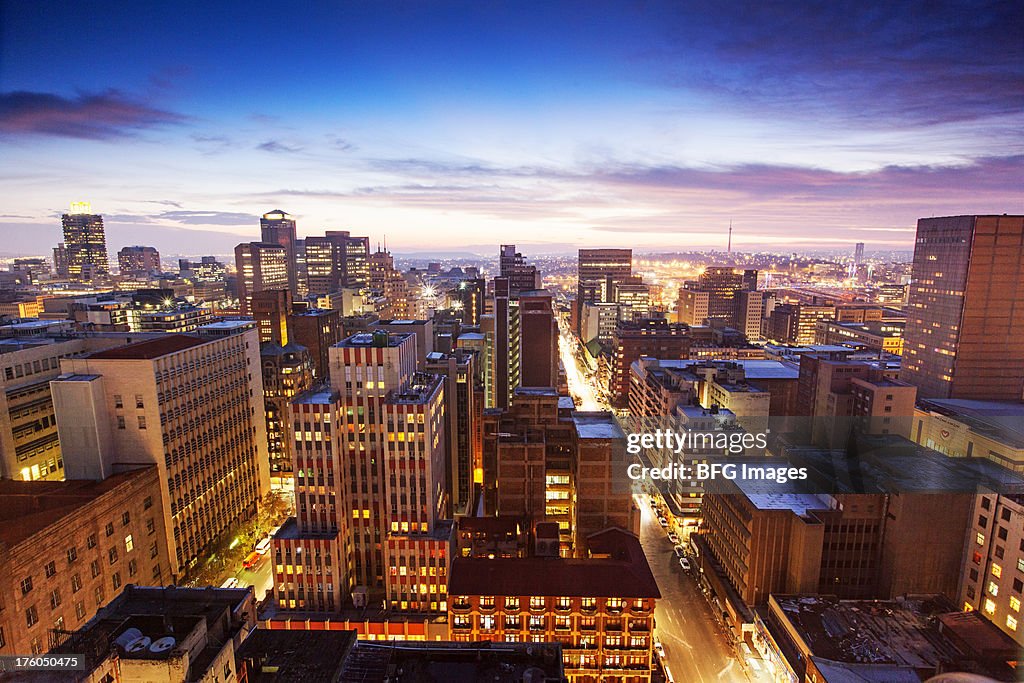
[
  {"xmin": 557, "ymin": 318, "xmax": 605, "ymax": 411},
  {"xmin": 639, "ymin": 497, "xmax": 760, "ymax": 683}
]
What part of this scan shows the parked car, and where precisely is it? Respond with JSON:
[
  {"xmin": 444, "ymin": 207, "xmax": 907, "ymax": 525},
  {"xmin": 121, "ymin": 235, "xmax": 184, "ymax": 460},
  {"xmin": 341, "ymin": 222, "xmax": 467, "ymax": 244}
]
[
  {"xmin": 667, "ymin": 532, "xmax": 680, "ymax": 545},
  {"xmin": 654, "ymin": 640, "xmax": 665, "ymax": 658},
  {"xmin": 674, "ymin": 546, "xmax": 686, "ymax": 558},
  {"xmin": 658, "ymin": 517, "xmax": 669, "ymax": 527},
  {"xmin": 679, "ymin": 557, "xmax": 692, "ymax": 571},
  {"xmin": 255, "ymin": 537, "xmax": 272, "ymax": 555}
]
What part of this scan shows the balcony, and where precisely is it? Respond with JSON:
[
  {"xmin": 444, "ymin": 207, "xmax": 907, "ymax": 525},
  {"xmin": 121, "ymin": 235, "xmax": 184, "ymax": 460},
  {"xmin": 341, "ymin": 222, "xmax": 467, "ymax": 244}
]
[
  {"xmin": 628, "ymin": 620, "xmax": 650, "ymax": 632},
  {"xmin": 478, "ymin": 601, "xmax": 496, "ymax": 613},
  {"xmin": 451, "ymin": 600, "xmax": 471, "ymax": 612}
]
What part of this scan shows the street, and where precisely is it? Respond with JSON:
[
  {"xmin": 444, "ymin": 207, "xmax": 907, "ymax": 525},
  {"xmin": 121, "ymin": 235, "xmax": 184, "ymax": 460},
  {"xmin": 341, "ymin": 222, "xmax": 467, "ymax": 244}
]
[
  {"xmin": 557, "ymin": 317, "xmax": 605, "ymax": 411},
  {"xmin": 639, "ymin": 498, "xmax": 761, "ymax": 683}
]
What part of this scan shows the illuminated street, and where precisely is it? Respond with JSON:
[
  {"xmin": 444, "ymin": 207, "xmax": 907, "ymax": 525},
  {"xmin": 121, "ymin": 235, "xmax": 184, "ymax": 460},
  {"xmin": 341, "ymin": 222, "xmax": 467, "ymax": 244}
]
[
  {"xmin": 557, "ymin": 317, "xmax": 605, "ymax": 411},
  {"xmin": 639, "ymin": 499, "xmax": 771, "ymax": 683}
]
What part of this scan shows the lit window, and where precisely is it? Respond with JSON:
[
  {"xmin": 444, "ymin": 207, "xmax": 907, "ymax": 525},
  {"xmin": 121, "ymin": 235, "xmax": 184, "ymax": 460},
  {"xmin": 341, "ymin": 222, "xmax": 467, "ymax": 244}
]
[
  {"xmin": 976, "ymin": 532, "xmax": 985, "ymax": 546},
  {"xmin": 984, "ymin": 599, "xmax": 996, "ymax": 615},
  {"xmin": 989, "ymin": 581, "xmax": 999, "ymax": 597},
  {"xmin": 124, "ymin": 535, "xmax": 133, "ymax": 553},
  {"xmin": 1010, "ymin": 597, "xmax": 1020, "ymax": 613},
  {"xmin": 1007, "ymin": 615, "xmax": 1018, "ymax": 631},
  {"xmin": 992, "ymin": 564, "xmax": 1002, "ymax": 578}
]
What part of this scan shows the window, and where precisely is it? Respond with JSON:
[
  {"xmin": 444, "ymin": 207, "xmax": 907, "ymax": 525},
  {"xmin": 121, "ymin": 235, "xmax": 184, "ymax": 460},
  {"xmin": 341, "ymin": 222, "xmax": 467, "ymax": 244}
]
[
  {"xmin": 71, "ymin": 574, "xmax": 82, "ymax": 593},
  {"xmin": 94, "ymin": 586, "xmax": 104, "ymax": 606},
  {"xmin": 122, "ymin": 511, "xmax": 131, "ymax": 526},
  {"xmin": 1018, "ymin": 558, "xmax": 1024, "ymax": 573},
  {"xmin": 0, "ymin": 626, "xmax": 5, "ymax": 649},
  {"xmin": 114, "ymin": 395, "xmax": 123, "ymax": 409},
  {"xmin": 146, "ymin": 518, "xmax": 156, "ymax": 535},
  {"xmin": 976, "ymin": 532, "xmax": 985, "ymax": 546},
  {"xmin": 984, "ymin": 598, "xmax": 996, "ymax": 615},
  {"xmin": 150, "ymin": 542, "xmax": 159, "ymax": 559},
  {"xmin": 87, "ymin": 534, "xmax": 97, "ymax": 549},
  {"xmin": 530, "ymin": 596, "xmax": 545, "ymax": 610},
  {"xmin": 49, "ymin": 589, "xmax": 61, "ymax": 609},
  {"xmin": 1008, "ymin": 615, "xmax": 1018, "ymax": 631},
  {"xmin": 44, "ymin": 561, "xmax": 56, "ymax": 578},
  {"xmin": 108, "ymin": 547, "xmax": 118, "ymax": 565},
  {"xmin": 480, "ymin": 614, "xmax": 495, "ymax": 630},
  {"xmin": 1010, "ymin": 597, "xmax": 1020, "ymax": 613},
  {"xmin": 135, "ymin": 395, "xmax": 144, "ymax": 409},
  {"xmin": 124, "ymin": 535, "xmax": 134, "ymax": 553},
  {"xmin": 26, "ymin": 606, "xmax": 38, "ymax": 627},
  {"xmin": 67, "ymin": 546, "xmax": 78, "ymax": 564},
  {"xmin": 116, "ymin": 416, "xmax": 125, "ymax": 430},
  {"xmin": 90, "ymin": 560, "xmax": 100, "ymax": 578},
  {"xmin": 75, "ymin": 602, "xmax": 86, "ymax": 620},
  {"xmin": 989, "ymin": 582, "xmax": 999, "ymax": 597},
  {"xmin": 111, "ymin": 573, "xmax": 121, "ymax": 590},
  {"xmin": 143, "ymin": 496, "xmax": 153, "ymax": 510},
  {"xmin": 993, "ymin": 564, "xmax": 1003, "ymax": 578},
  {"xmin": 137, "ymin": 416, "xmax": 147, "ymax": 430},
  {"xmin": 20, "ymin": 577, "xmax": 33, "ymax": 595},
  {"xmin": 105, "ymin": 522, "xmax": 114, "ymax": 537},
  {"xmin": 128, "ymin": 559, "xmax": 137, "ymax": 577}
]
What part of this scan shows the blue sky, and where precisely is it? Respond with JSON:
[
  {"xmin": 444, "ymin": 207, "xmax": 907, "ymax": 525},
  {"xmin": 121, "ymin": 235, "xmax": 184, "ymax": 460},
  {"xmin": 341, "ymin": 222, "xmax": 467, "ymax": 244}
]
[{"xmin": 1, "ymin": 1, "xmax": 1021, "ymax": 255}]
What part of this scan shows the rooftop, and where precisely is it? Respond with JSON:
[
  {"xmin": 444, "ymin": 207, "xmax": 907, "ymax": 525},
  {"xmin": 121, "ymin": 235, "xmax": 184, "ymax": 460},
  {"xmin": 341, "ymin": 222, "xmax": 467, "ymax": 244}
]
[
  {"xmin": 291, "ymin": 385, "xmax": 338, "ymax": 405},
  {"xmin": 918, "ymin": 398, "xmax": 1024, "ymax": 449},
  {"xmin": 235, "ymin": 629, "xmax": 357, "ymax": 682},
  {"xmin": 87, "ymin": 334, "xmax": 208, "ymax": 360},
  {"xmin": 338, "ymin": 640, "xmax": 565, "ymax": 682},
  {"xmin": 573, "ymin": 411, "xmax": 622, "ymax": 440},
  {"xmin": 449, "ymin": 529, "xmax": 658, "ymax": 598},
  {"xmin": 337, "ymin": 331, "xmax": 413, "ymax": 348},
  {"xmin": 0, "ymin": 468, "xmax": 158, "ymax": 551}
]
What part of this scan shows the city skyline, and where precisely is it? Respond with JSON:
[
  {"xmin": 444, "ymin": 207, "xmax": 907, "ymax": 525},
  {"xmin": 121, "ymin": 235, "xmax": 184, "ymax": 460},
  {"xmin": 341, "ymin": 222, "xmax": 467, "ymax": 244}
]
[{"xmin": 2, "ymin": 2, "xmax": 1022, "ymax": 255}]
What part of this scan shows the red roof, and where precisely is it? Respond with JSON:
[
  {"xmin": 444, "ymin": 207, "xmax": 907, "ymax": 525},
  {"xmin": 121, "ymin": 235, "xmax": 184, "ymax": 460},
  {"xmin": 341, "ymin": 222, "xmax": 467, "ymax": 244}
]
[
  {"xmin": 449, "ymin": 529, "xmax": 659, "ymax": 599},
  {"xmin": 88, "ymin": 334, "xmax": 209, "ymax": 360}
]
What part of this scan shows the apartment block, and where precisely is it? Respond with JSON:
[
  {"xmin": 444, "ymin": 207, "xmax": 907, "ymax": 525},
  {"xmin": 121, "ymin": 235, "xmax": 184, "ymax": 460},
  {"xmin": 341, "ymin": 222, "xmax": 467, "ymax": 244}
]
[{"xmin": 51, "ymin": 331, "xmax": 271, "ymax": 580}]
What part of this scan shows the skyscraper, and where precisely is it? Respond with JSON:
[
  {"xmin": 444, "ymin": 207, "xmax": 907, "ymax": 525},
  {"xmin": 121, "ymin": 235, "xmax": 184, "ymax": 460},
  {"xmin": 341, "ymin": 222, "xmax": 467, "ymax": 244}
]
[
  {"xmin": 900, "ymin": 215, "xmax": 1024, "ymax": 400},
  {"xmin": 61, "ymin": 202, "xmax": 109, "ymax": 280},
  {"xmin": 234, "ymin": 242, "xmax": 289, "ymax": 315},
  {"xmin": 854, "ymin": 241, "xmax": 865, "ymax": 266},
  {"xmin": 51, "ymin": 332, "xmax": 271, "ymax": 580},
  {"xmin": 576, "ymin": 248, "xmax": 632, "ymax": 335},
  {"xmin": 117, "ymin": 245, "xmax": 161, "ymax": 275},
  {"xmin": 499, "ymin": 244, "xmax": 540, "ymax": 294},
  {"xmin": 260, "ymin": 209, "xmax": 298, "ymax": 297},
  {"xmin": 304, "ymin": 231, "xmax": 370, "ymax": 295}
]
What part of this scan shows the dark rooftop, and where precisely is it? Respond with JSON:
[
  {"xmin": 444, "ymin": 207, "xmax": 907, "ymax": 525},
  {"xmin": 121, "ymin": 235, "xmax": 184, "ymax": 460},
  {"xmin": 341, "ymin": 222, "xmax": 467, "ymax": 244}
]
[
  {"xmin": 449, "ymin": 528, "xmax": 659, "ymax": 598},
  {"xmin": 339, "ymin": 640, "xmax": 566, "ymax": 682},
  {"xmin": 87, "ymin": 334, "xmax": 208, "ymax": 360},
  {"xmin": 235, "ymin": 629, "xmax": 357, "ymax": 682}
]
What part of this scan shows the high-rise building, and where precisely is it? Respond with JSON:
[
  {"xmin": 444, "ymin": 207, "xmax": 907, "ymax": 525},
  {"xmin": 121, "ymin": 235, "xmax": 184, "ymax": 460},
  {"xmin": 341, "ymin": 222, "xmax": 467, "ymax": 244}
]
[
  {"xmin": 491, "ymin": 277, "xmax": 520, "ymax": 409},
  {"xmin": 452, "ymin": 278, "xmax": 485, "ymax": 326},
  {"xmin": 900, "ymin": 215, "xmax": 1024, "ymax": 400},
  {"xmin": 273, "ymin": 331, "xmax": 452, "ymax": 615},
  {"xmin": 854, "ymin": 241, "xmax": 865, "ymax": 266},
  {"xmin": 518, "ymin": 290, "xmax": 558, "ymax": 389},
  {"xmin": 260, "ymin": 209, "xmax": 299, "ymax": 297},
  {"xmin": 51, "ymin": 332, "xmax": 271, "ymax": 580},
  {"xmin": 425, "ymin": 349, "xmax": 482, "ymax": 516},
  {"xmin": 367, "ymin": 248, "xmax": 412, "ymax": 319},
  {"xmin": 609, "ymin": 319, "xmax": 690, "ymax": 407},
  {"xmin": 52, "ymin": 243, "xmax": 69, "ymax": 279},
  {"xmin": 288, "ymin": 306, "xmax": 343, "ymax": 380},
  {"xmin": 61, "ymin": 202, "xmax": 109, "ymax": 280},
  {"xmin": 576, "ymin": 248, "xmax": 631, "ymax": 334},
  {"xmin": 499, "ymin": 245, "xmax": 540, "ymax": 294},
  {"xmin": 250, "ymin": 288, "xmax": 291, "ymax": 345},
  {"xmin": 261, "ymin": 341, "xmax": 313, "ymax": 479},
  {"xmin": 234, "ymin": 241, "xmax": 289, "ymax": 315},
  {"xmin": 677, "ymin": 267, "xmax": 757, "ymax": 330},
  {"xmin": 178, "ymin": 256, "xmax": 226, "ymax": 282},
  {"xmin": 117, "ymin": 245, "xmax": 160, "ymax": 275},
  {"xmin": 305, "ymin": 231, "xmax": 370, "ymax": 295}
]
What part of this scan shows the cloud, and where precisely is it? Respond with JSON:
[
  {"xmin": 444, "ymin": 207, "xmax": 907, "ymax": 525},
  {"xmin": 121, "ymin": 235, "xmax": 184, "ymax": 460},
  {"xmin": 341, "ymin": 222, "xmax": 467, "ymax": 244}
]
[
  {"xmin": 155, "ymin": 210, "xmax": 255, "ymax": 226},
  {"xmin": 256, "ymin": 140, "xmax": 303, "ymax": 153},
  {"xmin": 0, "ymin": 89, "xmax": 185, "ymax": 139},
  {"xmin": 648, "ymin": 1, "xmax": 1024, "ymax": 127}
]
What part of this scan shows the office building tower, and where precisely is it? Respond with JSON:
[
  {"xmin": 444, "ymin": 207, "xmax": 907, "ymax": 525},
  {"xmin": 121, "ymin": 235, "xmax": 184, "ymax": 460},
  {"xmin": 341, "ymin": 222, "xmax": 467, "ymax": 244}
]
[
  {"xmin": 260, "ymin": 209, "xmax": 299, "ymax": 297},
  {"xmin": 609, "ymin": 319, "xmax": 690, "ymax": 407},
  {"xmin": 288, "ymin": 306, "xmax": 343, "ymax": 380},
  {"xmin": 576, "ymin": 248, "xmax": 631, "ymax": 334},
  {"xmin": 499, "ymin": 245, "xmax": 540, "ymax": 294},
  {"xmin": 274, "ymin": 331, "xmax": 452, "ymax": 615},
  {"xmin": 518, "ymin": 289, "xmax": 558, "ymax": 388},
  {"xmin": 425, "ymin": 349, "xmax": 481, "ymax": 516},
  {"xmin": 453, "ymin": 278, "xmax": 486, "ymax": 327},
  {"xmin": 677, "ymin": 267, "xmax": 757, "ymax": 330},
  {"xmin": 250, "ymin": 288, "xmax": 291, "ymax": 345},
  {"xmin": 854, "ymin": 241, "xmax": 865, "ymax": 266},
  {"xmin": 234, "ymin": 242, "xmax": 289, "ymax": 315},
  {"xmin": 52, "ymin": 243, "xmax": 69, "ymax": 279},
  {"xmin": 305, "ymin": 231, "xmax": 370, "ymax": 295},
  {"xmin": 368, "ymin": 248, "xmax": 412, "ymax": 319},
  {"xmin": 61, "ymin": 202, "xmax": 109, "ymax": 280},
  {"xmin": 261, "ymin": 341, "xmax": 313, "ymax": 479},
  {"xmin": 959, "ymin": 491, "xmax": 1024, "ymax": 647},
  {"xmin": 51, "ymin": 332, "xmax": 271, "ymax": 580},
  {"xmin": 178, "ymin": 256, "xmax": 226, "ymax": 282},
  {"xmin": 491, "ymin": 277, "xmax": 520, "ymax": 409},
  {"xmin": 900, "ymin": 215, "xmax": 1024, "ymax": 400},
  {"xmin": 0, "ymin": 469, "xmax": 171, "ymax": 657},
  {"xmin": 117, "ymin": 246, "xmax": 160, "ymax": 275}
]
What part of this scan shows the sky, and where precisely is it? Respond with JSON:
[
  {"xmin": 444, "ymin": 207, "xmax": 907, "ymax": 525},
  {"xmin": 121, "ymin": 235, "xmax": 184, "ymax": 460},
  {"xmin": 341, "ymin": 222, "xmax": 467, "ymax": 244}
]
[{"xmin": 1, "ymin": 1, "xmax": 1021, "ymax": 256}]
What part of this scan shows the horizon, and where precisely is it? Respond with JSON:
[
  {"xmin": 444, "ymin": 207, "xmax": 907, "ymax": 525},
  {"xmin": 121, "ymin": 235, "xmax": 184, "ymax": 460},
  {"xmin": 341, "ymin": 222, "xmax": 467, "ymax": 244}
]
[{"xmin": 2, "ymin": 2, "xmax": 1022, "ymax": 255}]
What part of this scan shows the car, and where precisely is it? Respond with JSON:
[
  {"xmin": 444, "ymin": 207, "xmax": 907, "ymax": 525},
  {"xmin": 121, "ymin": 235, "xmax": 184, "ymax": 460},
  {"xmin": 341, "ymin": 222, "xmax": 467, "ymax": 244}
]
[
  {"xmin": 654, "ymin": 640, "xmax": 665, "ymax": 658},
  {"xmin": 220, "ymin": 577, "xmax": 239, "ymax": 589},
  {"xmin": 658, "ymin": 517, "xmax": 668, "ymax": 527},
  {"xmin": 255, "ymin": 537, "xmax": 272, "ymax": 555},
  {"xmin": 674, "ymin": 546, "xmax": 686, "ymax": 558},
  {"xmin": 243, "ymin": 551, "xmax": 262, "ymax": 570},
  {"xmin": 667, "ymin": 532, "xmax": 680, "ymax": 544},
  {"xmin": 679, "ymin": 557, "xmax": 692, "ymax": 571},
  {"xmin": 649, "ymin": 499, "xmax": 659, "ymax": 508}
]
